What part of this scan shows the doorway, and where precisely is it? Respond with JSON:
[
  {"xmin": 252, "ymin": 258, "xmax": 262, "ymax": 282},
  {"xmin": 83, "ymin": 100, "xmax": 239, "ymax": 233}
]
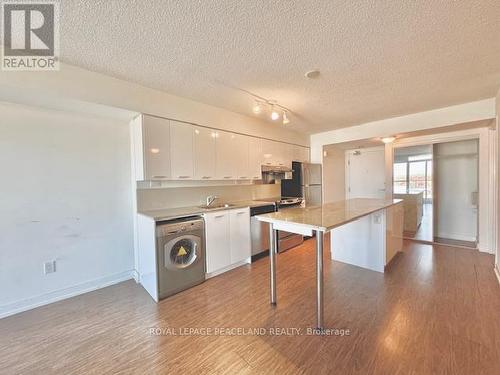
[
  {"xmin": 393, "ymin": 145, "xmax": 433, "ymax": 241},
  {"xmin": 393, "ymin": 140, "xmax": 478, "ymax": 248}
]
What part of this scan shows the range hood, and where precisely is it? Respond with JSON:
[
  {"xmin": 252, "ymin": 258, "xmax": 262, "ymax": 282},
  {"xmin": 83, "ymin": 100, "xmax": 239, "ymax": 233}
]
[
  {"xmin": 261, "ymin": 165, "xmax": 293, "ymax": 184},
  {"xmin": 261, "ymin": 165, "xmax": 293, "ymax": 173}
]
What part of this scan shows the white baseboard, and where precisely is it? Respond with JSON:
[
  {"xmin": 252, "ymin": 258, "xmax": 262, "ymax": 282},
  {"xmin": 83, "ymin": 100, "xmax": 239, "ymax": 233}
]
[
  {"xmin": 495, "ymin": 264, "xmax": 500, "ymax": 286},
  {"xmin": 435, "ymin": 232, "xmax": 477, "ymax": 242},
  {"xmin": 206, "ymin": 258, "xmax": 251, "ymax": 279},
  {"xmin": 0, "ymin": 270, "xmax": 135, "ymax": 319},
  {"xmin": 131, "ymin": 269, "xmax": 140, "ymax": 283},
  {"xmin": 478, "ymin": 244, "xmax": 494, "ymax": 254}
]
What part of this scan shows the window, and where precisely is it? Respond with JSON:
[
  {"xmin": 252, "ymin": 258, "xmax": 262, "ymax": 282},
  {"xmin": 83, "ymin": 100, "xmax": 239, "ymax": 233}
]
[
  {"xmin": 409, "ymin": 161, "xmax": 426, "ymax": 194},
  {"xmin": 393, "ymin": 163, "xmax": 407, "ymax": 194},
  {"xmin": 408, "ymin": 154, "xmax": 432, "ymax": 162},
  {"xmin": 393, "ymin": 153, "xmax": 433, "ymax": 201}
]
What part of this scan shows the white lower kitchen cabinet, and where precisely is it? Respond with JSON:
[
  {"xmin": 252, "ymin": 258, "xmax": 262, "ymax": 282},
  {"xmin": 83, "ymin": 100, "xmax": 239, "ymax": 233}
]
[
  {"xmin": 205, "ymin": 211, "xmax": 231, "ymax": 274},
  {"xmin": 204, "ymin": 208, "xmax": 251, "ymax": 277},
  {"xmin": 229, "ymin": 207, "xmax": 251, "ymax": 264}
]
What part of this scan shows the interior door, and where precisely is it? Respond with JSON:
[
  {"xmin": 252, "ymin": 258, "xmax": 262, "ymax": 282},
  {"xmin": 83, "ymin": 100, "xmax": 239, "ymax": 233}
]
[{"xmin": 346, "ymin": 148, "xmax": 386, "ymax": 199}]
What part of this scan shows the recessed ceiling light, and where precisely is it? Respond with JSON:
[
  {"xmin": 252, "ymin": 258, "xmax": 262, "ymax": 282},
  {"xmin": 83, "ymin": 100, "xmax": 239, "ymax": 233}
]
[{"xmin": 305, "ymin": 69, "xmax": 320, "ymax": 79}]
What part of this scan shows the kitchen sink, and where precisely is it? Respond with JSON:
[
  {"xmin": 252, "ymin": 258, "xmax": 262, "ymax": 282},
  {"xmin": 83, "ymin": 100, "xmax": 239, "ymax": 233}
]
[{"xmin": 198, "ymin": 203, "xmax": 235, "ymax": 210}]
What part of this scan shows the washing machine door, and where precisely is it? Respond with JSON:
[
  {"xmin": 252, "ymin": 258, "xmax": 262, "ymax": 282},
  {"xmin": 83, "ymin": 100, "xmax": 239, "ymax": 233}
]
[{"xmin": 164, "ymin": 235, "xmax": 201, "ymax": 271}]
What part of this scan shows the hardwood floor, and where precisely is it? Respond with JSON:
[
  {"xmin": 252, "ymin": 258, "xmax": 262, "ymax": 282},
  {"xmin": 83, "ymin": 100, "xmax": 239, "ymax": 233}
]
[
  {"xmin": 413, "ymin": 202, "xmax": 433, "ymax": 241},
  {"xmin": 1, "ymin": 239, "xmax": 500, "ymax": 374}
]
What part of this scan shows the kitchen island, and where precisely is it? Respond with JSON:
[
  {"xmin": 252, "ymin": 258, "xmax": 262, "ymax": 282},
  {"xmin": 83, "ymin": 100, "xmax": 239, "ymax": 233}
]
[{"xmin": 255, "ymin": 198, "xmax": 403, "ymax": 329}]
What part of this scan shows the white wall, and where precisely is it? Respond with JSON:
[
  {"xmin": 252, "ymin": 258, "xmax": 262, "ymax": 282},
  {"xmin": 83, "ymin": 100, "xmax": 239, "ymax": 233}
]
[
  {"xmin": 0, "ymin": 63, "xmax": 309, "ymax": 146},
  {"xmin": 0, "ymin": 102, "xmax": 134, "ymax": 318},
  {"xmin": 322, "ymin": 146, "xmax": 345, "ymax": 203},
  {"xmin": 310, "ymin": 99, "xmax": 496, "ymax": 163}
]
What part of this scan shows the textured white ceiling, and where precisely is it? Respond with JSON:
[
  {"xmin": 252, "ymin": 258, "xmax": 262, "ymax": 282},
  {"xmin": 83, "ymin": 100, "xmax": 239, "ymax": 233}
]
[{"xmin": 60, "ymin": 1, "xmax": 500, "ymax": 134}]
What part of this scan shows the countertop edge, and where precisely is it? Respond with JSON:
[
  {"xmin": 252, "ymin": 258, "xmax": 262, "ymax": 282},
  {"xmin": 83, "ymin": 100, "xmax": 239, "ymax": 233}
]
[
  {"xmin": 256, "ymin": 199, "xmax": 403, "ymax": 232},
  {"xmin": 138, "ymin": 199, "xmax": 276, "ymax": 221}
]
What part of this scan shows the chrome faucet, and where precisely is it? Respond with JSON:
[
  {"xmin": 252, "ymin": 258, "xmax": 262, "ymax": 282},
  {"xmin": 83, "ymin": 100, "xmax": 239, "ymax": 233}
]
[{"xmin": 206, "ymin": 195, "xmax": 218, "ymax": 207}]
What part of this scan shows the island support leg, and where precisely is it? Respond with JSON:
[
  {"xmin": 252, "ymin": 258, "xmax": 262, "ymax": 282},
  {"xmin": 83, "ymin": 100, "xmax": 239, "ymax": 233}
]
[
  {"xmin": 316, "ymin": 230, "xmax": 324, "ymax": 329},
  {"xmin": 269, "ymin": 223, "xmax": 277, "ymax": 305}
]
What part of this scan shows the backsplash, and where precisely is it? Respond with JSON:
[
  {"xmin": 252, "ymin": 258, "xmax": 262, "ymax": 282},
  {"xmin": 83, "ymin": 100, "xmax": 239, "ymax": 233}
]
[{"xmin": 137, "ymin": 183, "xmax": 280, "ymax": 211}]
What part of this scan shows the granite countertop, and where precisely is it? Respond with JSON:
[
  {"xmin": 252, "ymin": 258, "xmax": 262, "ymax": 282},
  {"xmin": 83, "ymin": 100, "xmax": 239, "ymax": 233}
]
[
  {"xmin": 139, "ymin": 199, "xmax": 276, "ymax": 221},
  {"xmin": 255, "ymin": 198, "xmax": 403, "ymax": 232}
]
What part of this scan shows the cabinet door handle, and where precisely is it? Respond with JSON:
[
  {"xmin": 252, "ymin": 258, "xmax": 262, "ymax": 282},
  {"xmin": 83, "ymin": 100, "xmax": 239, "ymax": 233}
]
[
  {"xmin": 236, "ymin": 211, "xmax": 246, "ymax": 215},
  {"xmin": 214, "ymin": 214, "xmax": 225, "ymax": 218},
  {"xmin": 223, "ymin": 176, "xmax": 232, "ymax": 179},
  {"xmin": 178, "ymin": 176, "xmax": 191, "ymax": 179},
  {"xmin": 152, "ymin": 175, "xmax": 167, "ymax": 179},
  {"xmin": 202, "ymin": 176, "xmax": 212, "ymax": 179},
  {"xmin": 239, "ymin": 176, "xmax": 248, "ymax": 179}
]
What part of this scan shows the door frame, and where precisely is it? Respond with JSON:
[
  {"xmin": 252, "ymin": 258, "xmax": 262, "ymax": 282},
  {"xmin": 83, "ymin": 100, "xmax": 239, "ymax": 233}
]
[{"xmin": 390, "ymin": 127, "xmax": 496, "ymax": 253}]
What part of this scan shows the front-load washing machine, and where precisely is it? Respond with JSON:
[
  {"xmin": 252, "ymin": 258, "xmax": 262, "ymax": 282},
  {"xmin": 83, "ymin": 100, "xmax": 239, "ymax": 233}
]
[{"xmin": 156, "ymin": 216, "xmax": 205, "ymax": 299}]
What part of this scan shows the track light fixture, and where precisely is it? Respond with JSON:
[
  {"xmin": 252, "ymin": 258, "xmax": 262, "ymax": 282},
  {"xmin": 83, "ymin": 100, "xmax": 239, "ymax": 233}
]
[
  {"xmin": 270, "ymin": 106, "xmax": 280, "ymax": 121},
  {"xmin": 282, "ymin": 111, "xmax": 290, "ymax": 125},
  {"xmin": 252, "ymin": 100, "xmax": 264, "ymax": 114},
  {"xmin": 247, "ymin": 92, "xmax": 292, "ymax": 125}
]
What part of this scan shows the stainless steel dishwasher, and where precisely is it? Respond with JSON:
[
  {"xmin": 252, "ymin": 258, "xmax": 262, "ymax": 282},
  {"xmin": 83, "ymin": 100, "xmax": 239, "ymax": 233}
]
[{"xmin": 250, "ymin": 203, "xmax": 276, "ymax": 260}]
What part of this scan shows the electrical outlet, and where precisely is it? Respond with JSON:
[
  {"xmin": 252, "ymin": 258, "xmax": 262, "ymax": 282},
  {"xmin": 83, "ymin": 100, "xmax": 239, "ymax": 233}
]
[{"xmin": 44, "ymin": 260, "xmax": 56, "ymax": 275}]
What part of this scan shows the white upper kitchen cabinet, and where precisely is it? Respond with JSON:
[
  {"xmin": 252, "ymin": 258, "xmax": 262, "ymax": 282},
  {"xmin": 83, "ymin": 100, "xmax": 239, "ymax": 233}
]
[
  {"xmin": 193, "ymin": 126, "xmax": 216, "ymax": 179},
  {"xmin": 205, "ymin": 211, "xmax": 231, "ymax": 274},
  {"xmin": 301, "ymin": 147, "xmax": 310, "ymax": 162},
  {"xmin": 292, "ymin": 145, "xmax": 310, "ymax": 163},
  {"xmin": 291, "ymin": 145, "xmax": 301, "ymax": 162},
  {"xmin": 248, "ymin": 137, "xmax": 263, "ymax": 179},
  {"xmin": 215, "ymin": 130, "xmax": 238, "ymax": 179},
  {"xmin": 229, "ymin": 208, "xmax": 251, "ymax": 264},
  {"xmin": 132, "ymin": 114, "xmax": 171, "ymax": 180},
  {"xmin": 170, "ymin": 121, "xmax": 194, "ymax": 179},
  {"xmin": 233, "ymin": 134, "xmax": 250, "ymax": 180},
  {"xmin": 261, "ymin": 139, "xmax": 276, "ymax": 166},
  {"xmin": 261, "ymin": 139, "xmax": 292, "ymax": 167},
  {"xmin": 273, "ymin": 141, "xmax": 290, "ymax": 168},
  {"xmin": 282, "ymin": 144, "xmax": 293, "ymax": 167}
]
